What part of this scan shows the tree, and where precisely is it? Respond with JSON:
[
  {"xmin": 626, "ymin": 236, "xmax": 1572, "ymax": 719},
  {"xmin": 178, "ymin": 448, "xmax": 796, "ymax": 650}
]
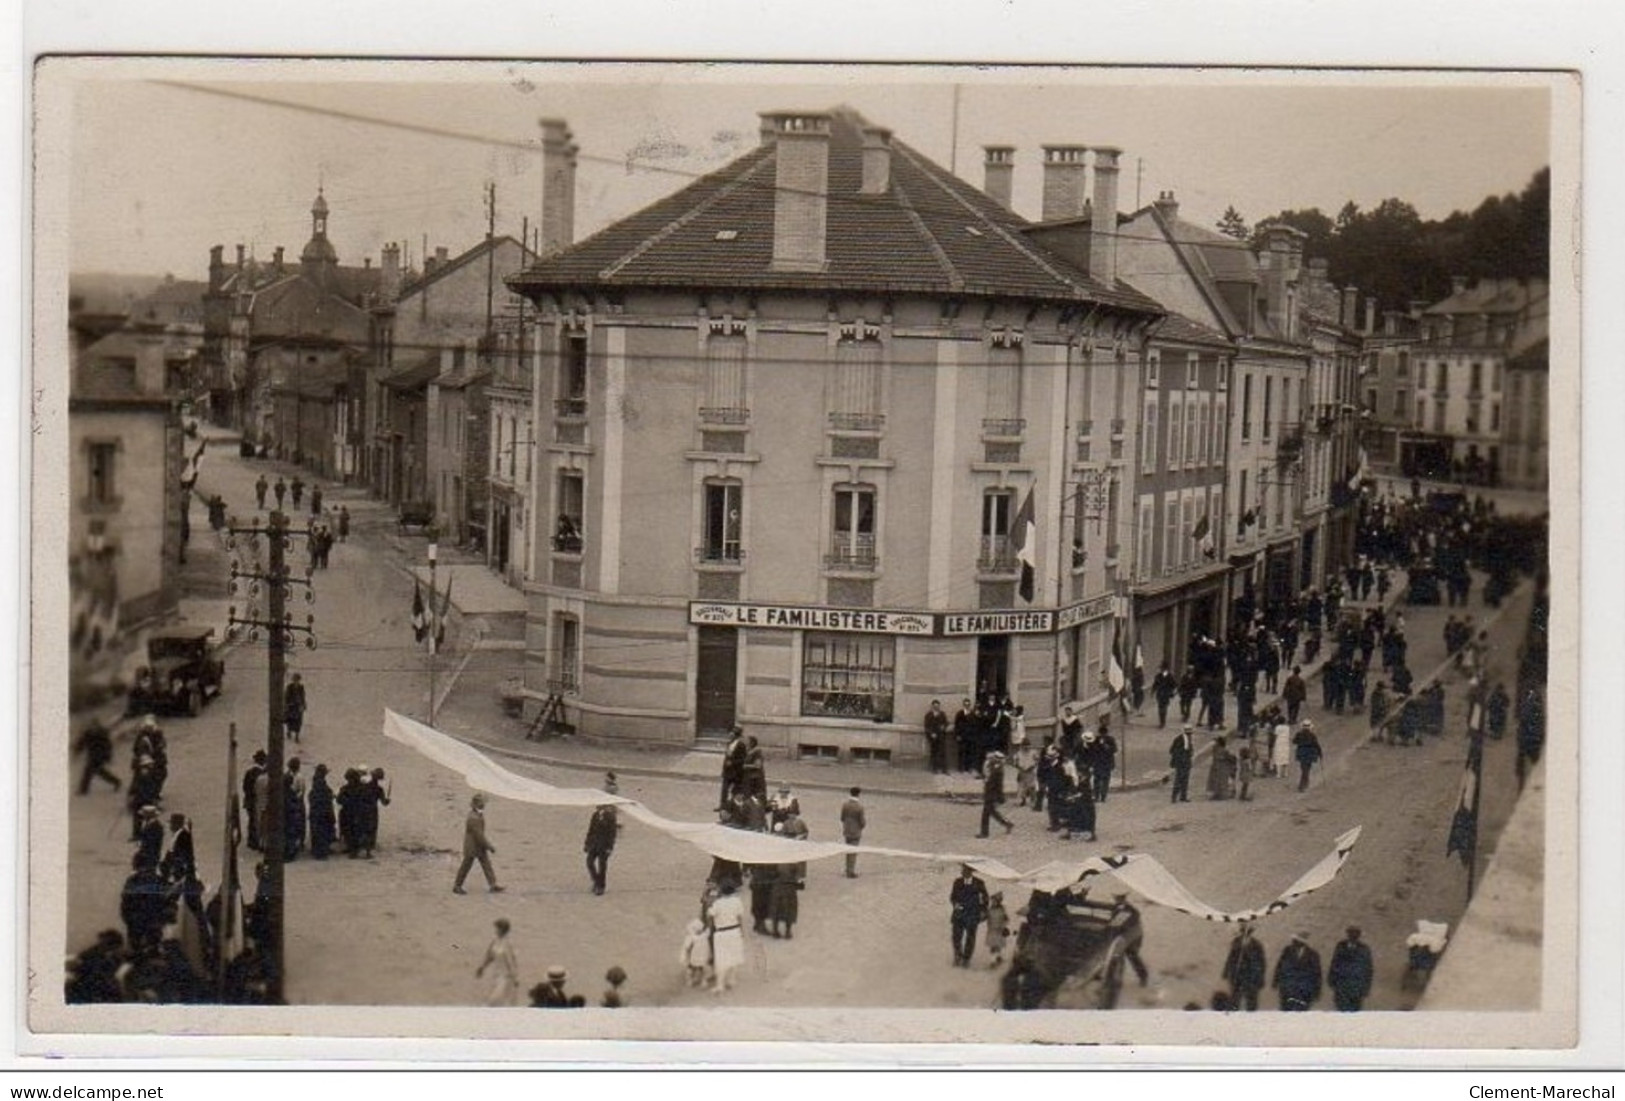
[{"xmin": 1216, "ymin": 206, "xmax": 1250, "ymax": 240}]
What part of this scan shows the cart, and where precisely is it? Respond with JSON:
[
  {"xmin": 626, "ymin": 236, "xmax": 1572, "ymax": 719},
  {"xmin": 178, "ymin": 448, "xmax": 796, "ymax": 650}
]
[{"xmin": 1000, "ymin": 887, "xmax": 1144, "ymax": 1010}]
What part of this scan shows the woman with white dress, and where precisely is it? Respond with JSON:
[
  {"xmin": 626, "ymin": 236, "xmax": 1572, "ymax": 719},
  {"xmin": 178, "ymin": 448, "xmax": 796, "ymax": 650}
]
[
  {"xmin": 707, "ymin": 881, "xmax": 747, "ymax": 993},
  {"xmin": 475, "ymin": 918, "xmax": 520, "ymax": 1006}
]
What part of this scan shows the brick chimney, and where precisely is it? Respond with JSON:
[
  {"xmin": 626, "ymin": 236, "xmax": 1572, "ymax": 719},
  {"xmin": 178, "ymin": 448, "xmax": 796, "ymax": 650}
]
[
  {"xmin": 539, "ymin": 117, "xmax": 577, "ymax": 257},
  {"xmin": 1153, "ymin": 190, "xmax": 1179, "ymax": 220},
  {"xmin": 235, "ymin": 244, "xmax": 246, "ymax": 271},
  {"xmin": 1364, "ymin": 295, "xmax": 1378, "ymax": 335},
  {"xmin": 1089, "ymin": 146, "xmax": 1122, "ymax": 286},
  {"xmin": 208, "ymin": 245, "xmax": 225, "ymax": 293},
  {"xmin": 983, "ymin": 146, "xmax": 1015, "ymax": 210},
  {"xmin": 1040, "ymin": 145, "xmax": 1088, "ymax": 222},
  {"xmin": 760, "ymin": 111, "xmax": 831, "ymax": 273},
  {"xmin": 860, "ymin": 126, "xmax": 892, "ymax": 196},
  {"xmin": 273, "ymin": 246, "xmax": 285, "ymax": 276}
]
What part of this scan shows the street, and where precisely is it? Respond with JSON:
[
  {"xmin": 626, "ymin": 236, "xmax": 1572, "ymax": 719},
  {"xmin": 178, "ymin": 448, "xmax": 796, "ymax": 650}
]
[{"xmin": 66, "ymin": 435, "xmax": 1539, "ymax": 1013}]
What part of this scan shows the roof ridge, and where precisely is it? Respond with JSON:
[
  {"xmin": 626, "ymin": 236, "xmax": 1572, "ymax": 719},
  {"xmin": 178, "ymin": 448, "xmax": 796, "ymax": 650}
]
[
  {"xmin": 601, "ymin": 155, "xmax": 774, "ymax": 280},
  {"xmin": 891, "ymin": 142, "xmax": 1083, "ymax": 298},
  {"xmin": 890, "ymin": 181, "xmax": 963, "ymax": 292}
]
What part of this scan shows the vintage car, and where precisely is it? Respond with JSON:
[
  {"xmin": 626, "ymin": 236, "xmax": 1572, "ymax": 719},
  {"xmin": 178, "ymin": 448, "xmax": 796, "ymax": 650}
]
[
  {"xmin": 125, "ymin": 629, "xmax": 225, "ymax": 717},
  {"xmin": 1000, "ymin": 887, "xmax": 1145, "ymax": 1010}
]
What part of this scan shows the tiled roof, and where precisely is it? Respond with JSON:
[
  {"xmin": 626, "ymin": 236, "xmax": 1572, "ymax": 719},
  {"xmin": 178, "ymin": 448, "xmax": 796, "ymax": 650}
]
[
  {"xmin": 400, "ymin": 236, "xmax": 532, "ymax": 300},
  {"xmin": 509, "ymin": 108, "xmax": 1161, "ymax": 315},
  {"xmin": 381, "ymin": 352, "xmax": 444, "ymax": 391},
  {"xmin": 1153, "ymin": 312, "xmax": 1233, "ymax": 348},
  {"xmin": 1424, "ymin": 278, "xmax": 1548, "ymax": 316}
]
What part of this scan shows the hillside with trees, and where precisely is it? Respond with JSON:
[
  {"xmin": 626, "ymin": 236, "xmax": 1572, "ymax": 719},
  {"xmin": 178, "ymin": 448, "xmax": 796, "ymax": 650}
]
[{"xmin": 1228, "ymin": 167, "xmax": 1549, "ymax": 311}]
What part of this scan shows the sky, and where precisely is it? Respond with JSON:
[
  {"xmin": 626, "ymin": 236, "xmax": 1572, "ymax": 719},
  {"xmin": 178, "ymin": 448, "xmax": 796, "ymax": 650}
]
[{"xmin": 53, "ymin": 60, "xmax": 1553, "ymax": 279}]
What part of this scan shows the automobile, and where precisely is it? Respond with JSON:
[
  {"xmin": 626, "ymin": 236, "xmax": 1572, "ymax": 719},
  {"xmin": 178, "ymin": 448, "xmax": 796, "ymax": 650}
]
[{"xmin": 126, "ymin": 629, "xmax": 225, "ymax": 717}]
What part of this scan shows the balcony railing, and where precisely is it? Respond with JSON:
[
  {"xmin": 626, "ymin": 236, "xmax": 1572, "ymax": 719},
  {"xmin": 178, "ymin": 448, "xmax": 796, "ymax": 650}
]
[
  {"xmin": 552, "ymin": 526, "xmax": 584, "ymax": 554},
  {"xmin": 828, "ymin": 411, "xmax": 885, "ymax": 433},
  {"xmin": 695, "ymin": 544, "xmax": 745, "ymax": 565},
  {"xmin": 555, "ymin": 396, "xmax": 587, "ymax": 418},
  {"xmin": 977, "ymin": 534, "xmax": 1019, "ymax": 573},
  {"xmin": 1110, "ymin": 417, "xmax": 1126, "ymax": 438},
  {"xmin": 824, "ymin": 535, "xmax": 878, "ymax": 572},
  {"xmin": 981, "ymin": 417, "xmax": 1026, "ymax": 438},
  {"xmin": 699, "ymin": 406, "xmax": 750, "ymax": 426}
]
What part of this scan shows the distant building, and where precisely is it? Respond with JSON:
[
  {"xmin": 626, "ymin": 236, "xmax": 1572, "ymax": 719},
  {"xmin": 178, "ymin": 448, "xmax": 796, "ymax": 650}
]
[
  {"xmin": 202, "ymin": 190, "xmax": 378, "ymax": 471},
  {"xmin": 68, "ymin": 303, "xmax": 185, "ymax": 693},
  {"xmin": 1404, "ymin": 277, "xmax": 1548, "ymax": 483},
  {"xmin": 508, "ymin": 110, "xmax": 1161, "ymax": 754},
  {"xmin": 1500, "ymin": 324, "xmax": 1549, "ymax": 492}
]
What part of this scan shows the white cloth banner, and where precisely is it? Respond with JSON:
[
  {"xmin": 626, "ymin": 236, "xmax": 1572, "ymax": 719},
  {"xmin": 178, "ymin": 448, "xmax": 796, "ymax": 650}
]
[{"xmin": 381, "ymin": 710, "xmax": 1360, "ymax": 923}]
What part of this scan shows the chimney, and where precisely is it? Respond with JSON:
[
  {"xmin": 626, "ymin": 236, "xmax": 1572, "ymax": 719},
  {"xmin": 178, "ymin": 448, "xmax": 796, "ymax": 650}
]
[
  {"xmin": 539, "ymin": 117, "xmax": 577, "ymax": 257},
  {"xmin": 1153, "ymin": 190, "xmax": 1179, "ymax": 220},
  {"xmin": 273, "ymin": 246, "xmax": 285, "ymax": 275},
  {"xmin": 380, "ymin": 243, "xmax": 401, "ymax": 302},
  {"xmin": 1089, "ymin": 146, "xmax": 1122, "ymax": 286},
  {"xmin": 1408, "ymin": 299, "xmax": 1428, "ymax": 319},
  {"xmin": 760, "ymin": 110, "xmax": 831, "ymax": 273},
  {"xmin": 235, "ymin": 244, "xmax": 246, "ymax": 270},
  {"xmin": 1040, "ymin": 144, "xmax": 1088, "ymax": 222},
  {"xmin": 1257, "ymin": 223, "xmax": 1306, "ymax": 336},
  {"xmin": 860, "ymin": 126, "xmax": 892, "ymax": 196},
  {"xmin": 209, "ymin": 245, "xmax": 224, "ymax": 293},
  {"xmin": 1364, "ymin": 295, "xmax": 1379, "ymax": 335},
  {"xmin": 1340, "ymin": 286, "xmax": 1359, "ymax": 329},
  {"xmin": 436, "ymin": 246, "xmax": 449, "ymax": 265},
  {"xmin": 1451, "ymin": 274, "xmax": 1468, "ymax": 296},
  {"xmin": 983, "ymin": 146, "xmax": 1015, "ymax": 210},
  {"xmin": 1383, "ymin": 310, "xmax": 1401, "ymax": 336}
]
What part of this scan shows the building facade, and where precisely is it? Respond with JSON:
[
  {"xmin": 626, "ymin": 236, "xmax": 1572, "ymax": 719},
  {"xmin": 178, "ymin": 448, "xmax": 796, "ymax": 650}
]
[{"xmin": 508, "ymin": 110, "xmax": 1162, "ymax": 757}]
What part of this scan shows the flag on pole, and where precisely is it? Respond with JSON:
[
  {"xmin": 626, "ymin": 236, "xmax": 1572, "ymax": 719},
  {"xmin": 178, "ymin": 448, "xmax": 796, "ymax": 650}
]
[
  {"xmin": 1192, "ymin": 513, "xmax": 1216, "ymax": 559},
  {"xmin": 411, "ymin": 580, "xmax": 428, "ymax": 644},
  {"xmin": 180, "ymin": 438, "xmax": 207, "ymax": 488},
  {"xmin": 1105, "ymin": 618, "xmax": 1126, "ymax": 696},
  {"xmin": 433, "ymin": 574, "xmax": 454, "ymax": 653},
  {"xmin": 1012, "ymin": 487, "xmax": 1037, "ymax": 604},
  {"xmin": 1348, "ymin": 447, "xmax": 1370, "ymax": 492},
  {"xmin": 1446, "ymin": 734, "xmax": 1484, "ymax": 868}
]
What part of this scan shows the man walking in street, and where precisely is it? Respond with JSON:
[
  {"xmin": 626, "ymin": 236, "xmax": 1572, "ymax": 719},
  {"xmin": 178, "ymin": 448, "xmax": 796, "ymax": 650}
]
[
  {"xmin": 839, "ymin": 787, "xmax": 866, "ymax": 878},
  {"xmin": 1272, "ymin": 931, "xmax": 1324, "ymax": 1011},
  {"xmin": 453, "ymin": 793, "xmax": 504, "ymax": 894},
  {"xmin": 923, "ymin": 699, "xmax": 949, "ymax": 775},
  {"xmin": 291, "ymin": 475, "xmax": 305, "ymax": 509},
  {"xmin": 583, "ymin": 772, "xmax": 621, "ymax": 895},
  {"xmin": 977, "ymin": 751, "xmax": 1013, "ymax": 838},
  {"xmin": 1328, "ymin": 925, "xmax": 1374, "ymax": 1011},
  {"xmin": 949, "ymin": 865, "xmax": 989, "ymax": 967},
  {"xmin": 1151, "ymin": 662, "xmax": 1177, "ymax": 728},
  {"xmin": 1292, "ymin": 720, "xmax": 1324, "ymax": 792},
  {"xmin": 255, "ymin": 474, "xmax": 268, "ymax": 510},
  {"xmin": 284, "ymin": 673, "xmax": 307, "ymax": 744},
  {"xmin": 1168, "ymin": 724, "xmax": 1195, "ymax": 803},
  {"xmin": 273, "ymin": 477, "xmax": 286, "ymax": 510},
  {"xmin": 242, "ymin": 749, "xmax": 267, "ymax": 852},
  {"xmin": 74, "ymin": 717, "xmax": 120, "ymax": 795},
  {"xmin": 1282, "ymin": 665, "xmax": 1307, "ymax": 725}
]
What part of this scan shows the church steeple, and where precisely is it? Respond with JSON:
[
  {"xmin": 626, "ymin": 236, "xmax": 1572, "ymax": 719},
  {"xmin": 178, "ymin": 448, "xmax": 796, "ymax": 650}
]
[{"xmin": 300, "ymin": 186, "xmax": 338, "ymax": 286}]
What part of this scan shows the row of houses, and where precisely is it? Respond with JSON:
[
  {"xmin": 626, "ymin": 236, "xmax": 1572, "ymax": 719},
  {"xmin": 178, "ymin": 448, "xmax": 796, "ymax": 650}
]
[{"xmin": 186, "ymin": 105, "xmax": 1547, "ymax": 760}]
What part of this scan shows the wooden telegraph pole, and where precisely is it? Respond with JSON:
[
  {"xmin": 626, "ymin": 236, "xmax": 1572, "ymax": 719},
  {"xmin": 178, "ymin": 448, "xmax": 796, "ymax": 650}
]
[{"xmin": 226, "ymin": 509, "xmax": 317, "ymax": 1003}]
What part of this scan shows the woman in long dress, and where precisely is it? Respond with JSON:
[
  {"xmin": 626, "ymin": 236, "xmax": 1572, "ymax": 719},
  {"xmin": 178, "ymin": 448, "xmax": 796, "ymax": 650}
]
[
  {"xmin": 476, "ymin": 918, "xmax": 520, "ymax": 1006},
  {"xmin": 708, "ymin": 882, "xmax": 747, "ymax": 993}
]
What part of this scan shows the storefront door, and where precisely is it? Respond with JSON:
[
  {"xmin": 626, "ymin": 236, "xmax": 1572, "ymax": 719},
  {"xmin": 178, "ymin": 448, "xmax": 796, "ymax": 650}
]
[
  {"xmin": 975, "ymin": 635, "xmax": 1010, "ymax": 699},
  {"xmin": 695, "ymin": 626, "xmax": 738, "ymax": 737}
]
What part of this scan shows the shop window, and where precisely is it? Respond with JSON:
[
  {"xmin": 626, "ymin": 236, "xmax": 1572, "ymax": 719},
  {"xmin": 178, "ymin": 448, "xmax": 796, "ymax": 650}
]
[{"xmin": 801, "ymin": 633, "xmax": 895, "ymax": 721}]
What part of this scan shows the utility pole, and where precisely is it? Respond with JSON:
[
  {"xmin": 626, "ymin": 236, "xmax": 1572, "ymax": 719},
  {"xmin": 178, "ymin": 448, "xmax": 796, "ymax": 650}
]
[
  {"xmin": 428, "ymin": 538, "xmax": 439, "ymax": 726},
  {"xmin": 485, "ymin": 180, "xmax": 497, "ymax": 340},
  {"xmin": 218, "ymin": 721, "xmax": 238, "ymax": 998},
  {"xmin": 225, "ymin": 511, "xmax": 317, "ymax": 1003}
]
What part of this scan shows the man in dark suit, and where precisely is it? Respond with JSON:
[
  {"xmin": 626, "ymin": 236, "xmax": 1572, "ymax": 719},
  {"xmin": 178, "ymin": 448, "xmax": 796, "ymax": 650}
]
[
  {"xmin": 923, "ymin": 700, "xmax": 950, "ymax": 775},
  {"xmin": 1168, "ymin": 725, "xmax": 1195, "ymax": 803},
  {"xmin": 583, "ymin": 773, "xmax": 621, "ymax": 895},
  {"xmin": 284, "ymin": 673, "xmax": 308, "ymax": 744},
  {"xmin": 977, "ymin": 751, "xmax": 1013, "ymax": 838},
  {"xmin": 948, "ymin": 866, "xmax": 990, "ymax": 967},
  {"xmin": 1222, "ymin": 922, "xmax": 1268, "ymax": 1010},
  {"xmin": 453, "ymin": 793, "xmax": 504, "ymax": 894},
  {"xmin": 719, "ymin": 726, "xmax": 746, "ymax": 808},
  {"xmin": 1272, "ymin": 931, "xmax": 1324, "ymax": 1011}
]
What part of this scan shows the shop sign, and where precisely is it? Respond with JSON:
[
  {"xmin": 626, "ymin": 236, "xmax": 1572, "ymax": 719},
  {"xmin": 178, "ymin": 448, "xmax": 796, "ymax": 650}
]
[
  {"xmin": 688, "ymin": 601, "xmax": 934, "ymax": 635},
  {"xmin": 1056, "ymin": 593, "xmax": 1116, "ymax": 630},
  {"xmin": 940, "ymin": 610, "xmax": 1054, "ymax": 636}
]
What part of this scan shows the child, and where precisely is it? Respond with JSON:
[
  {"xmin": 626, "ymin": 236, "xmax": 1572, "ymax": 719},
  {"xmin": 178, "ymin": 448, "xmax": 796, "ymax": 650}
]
[
  {"xmin": 679, "ymin": 917, "xmax": 712, "ymax": 988},
  {"xmin": 601, "ymin": 965, "xmax": 628, "ymax": 1007},
  {"xmin": 985, "ymin": 892, "xmax": 1010, "ymax": 968}
]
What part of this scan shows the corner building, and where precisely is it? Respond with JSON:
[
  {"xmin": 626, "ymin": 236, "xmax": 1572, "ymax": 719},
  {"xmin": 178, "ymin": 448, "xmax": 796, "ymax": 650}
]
[{"xmin": 508, "ymin": 109, "xmax": 1162, "ymax": 759}]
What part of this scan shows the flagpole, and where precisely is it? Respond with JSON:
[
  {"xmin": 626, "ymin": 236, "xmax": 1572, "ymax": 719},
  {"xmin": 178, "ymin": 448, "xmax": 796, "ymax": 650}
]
[{"xmin": 428, "ymin": 540, "xmax": 438, "ymax": 727}]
